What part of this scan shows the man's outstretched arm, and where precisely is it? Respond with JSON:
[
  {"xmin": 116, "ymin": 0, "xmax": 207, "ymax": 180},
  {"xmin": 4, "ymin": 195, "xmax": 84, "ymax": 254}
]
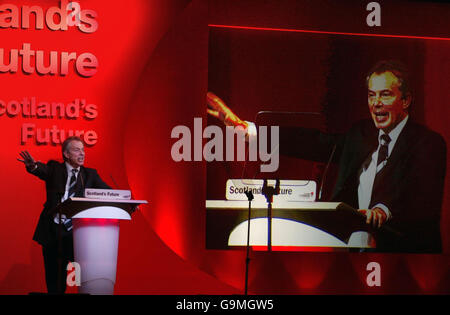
[{"xmin": 17, "ymin": 150, "xmax": 49, "ymax": 180}]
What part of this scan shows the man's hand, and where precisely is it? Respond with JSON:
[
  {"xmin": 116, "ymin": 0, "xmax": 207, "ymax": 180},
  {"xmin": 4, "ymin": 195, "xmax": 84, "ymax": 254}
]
[
  {"xmin": 358, "ymin": 207, "xmax": 387, "ymax": 228},
  {"xmin": 206, "ymin": 92, "xmax": 248, "ymax": 128},
  {"xmin": 17, "ymin": 151, "xmax": 37, "ymax": 170}
]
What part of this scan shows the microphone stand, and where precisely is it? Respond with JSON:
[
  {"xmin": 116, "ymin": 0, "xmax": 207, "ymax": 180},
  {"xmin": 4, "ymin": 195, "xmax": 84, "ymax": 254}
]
[
  {"xmin": 238, "ymin": 111, "xmax": 289, "ymax": 293},
  {"xmin": 261, "ymin": 179, "xmax": 280, "ymax": 252},
  {"xmin": 57, "ymin": 202, "xmax": 64, "ymax": 294},
  {"xmin": 243, "ymin": 189, "xmax": 254, "ymax": 296}
]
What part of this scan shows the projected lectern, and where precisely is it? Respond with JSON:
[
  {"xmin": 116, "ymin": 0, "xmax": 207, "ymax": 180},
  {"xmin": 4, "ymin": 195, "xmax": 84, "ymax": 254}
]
[
  {"xmin": 206, "ymin": 200, "xmax": 383, "ymax": 250},
  {"xmin": 54, "ymin": 197, "xmax": 147, "ymax": 295}
]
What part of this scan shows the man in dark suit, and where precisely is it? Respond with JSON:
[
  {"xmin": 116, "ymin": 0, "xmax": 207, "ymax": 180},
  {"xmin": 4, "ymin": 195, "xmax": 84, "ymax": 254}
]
[
  {"xmin": 207, "ymin": 60, "xmax": 447, "ymax": 253},
  {"xmin": 18, "ymin": 136, "xmax": 110, "ymax": 293}
]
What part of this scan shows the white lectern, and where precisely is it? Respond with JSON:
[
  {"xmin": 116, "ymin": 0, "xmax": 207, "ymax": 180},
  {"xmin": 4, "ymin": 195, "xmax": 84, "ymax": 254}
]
[{"xmin": 55, "ymin": 197, "xmax": 147, "ymax": 295}]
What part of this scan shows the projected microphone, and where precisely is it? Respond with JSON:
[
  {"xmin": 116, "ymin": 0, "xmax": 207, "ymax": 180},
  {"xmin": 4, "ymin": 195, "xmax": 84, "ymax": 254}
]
[{"xmin": 318, "ymin": 144, "xmax": 337, "ymax": 201}]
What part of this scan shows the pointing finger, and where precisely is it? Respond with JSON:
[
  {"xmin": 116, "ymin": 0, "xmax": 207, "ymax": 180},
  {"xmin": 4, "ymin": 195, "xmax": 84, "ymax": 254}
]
[
  {"xmin": 207, "ymin": 108, "xmax": 220, "ymax": 119},
  {"xmin": 372, "ymin": 212, "xmax": 379, "ymax": 228},
  {"xmin": 366, "ymin": 210, "xmax": 372, "ymax": 225},
  {"xmin": 377, "ymin": 212, "xmax": 383, "ymax": 228},
  {"xmin": 206, "ymin": 92, "xmax": 225, "ymax": 111}
]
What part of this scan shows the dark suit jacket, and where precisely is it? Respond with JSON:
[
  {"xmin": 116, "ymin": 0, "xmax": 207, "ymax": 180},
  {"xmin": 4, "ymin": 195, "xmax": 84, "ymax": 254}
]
[
  {"xmin": 28, "ymin": 160, "xmax": 111, "ymax": 247},
  {"xmin": 279, "ymin": 119, "xmax": 447, "ymax": 253}
]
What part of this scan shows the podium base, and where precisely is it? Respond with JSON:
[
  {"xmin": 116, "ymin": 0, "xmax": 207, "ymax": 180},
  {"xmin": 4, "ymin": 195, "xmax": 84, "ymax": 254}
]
[
  {"xmin": 79, "ymin": 278, "xmax": 114, "ymax": 295},
  {"xmin": 73, "ymin": 217, "xmax": 120, "ymax": 295}
]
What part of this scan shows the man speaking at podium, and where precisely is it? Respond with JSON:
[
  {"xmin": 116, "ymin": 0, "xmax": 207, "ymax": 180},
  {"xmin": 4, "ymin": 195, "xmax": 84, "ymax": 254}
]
[
  {"xmin": 18, "ymin": 136, "xmax": 110, "ymax": 294},
  {"xmin": 207, "ymin": 60, "xmax": 447, "ymax": 253}
]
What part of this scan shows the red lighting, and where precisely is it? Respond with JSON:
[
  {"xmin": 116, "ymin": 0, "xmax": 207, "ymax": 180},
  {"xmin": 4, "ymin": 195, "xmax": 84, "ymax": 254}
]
[
  {"xmin": 77, "ymin": 218, "xmax": 119, "ymax": 225},
  {"xmin": 251, "ymin": 246, "xmax": 335, "ymax": 252},
  {"xmin": 208, "ymin": 24, "xmax": 450, "ymax": 41}
]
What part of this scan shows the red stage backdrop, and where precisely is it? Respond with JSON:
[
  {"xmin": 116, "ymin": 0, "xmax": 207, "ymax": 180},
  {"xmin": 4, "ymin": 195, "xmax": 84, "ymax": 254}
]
[{"xmin": 0, "ymin": 0, "xmax": 449, "ymax": 295}]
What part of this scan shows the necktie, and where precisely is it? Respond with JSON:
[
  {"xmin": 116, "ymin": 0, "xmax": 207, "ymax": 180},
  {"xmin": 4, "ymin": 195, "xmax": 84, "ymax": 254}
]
[
  {"xmin": 68, "ymin": 168, "xmax": 79, "ymax": 198},
  {"xmin": 377, "ymin": 134, "xmax": 391, "ymax": 166},
  {"xmin": 64, "ymin": 169, "xmax": 79, "ymax": 231}
]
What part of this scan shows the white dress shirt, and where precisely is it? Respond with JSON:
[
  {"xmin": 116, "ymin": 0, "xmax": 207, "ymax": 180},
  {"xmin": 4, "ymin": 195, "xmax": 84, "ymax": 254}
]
[
  {"xmin": 53, "ymin": 162, "xmax": 80, "ymax": 224},
  {"xmin": 349, "ymin": 115, "xmax": 409, "ymax": 247}
]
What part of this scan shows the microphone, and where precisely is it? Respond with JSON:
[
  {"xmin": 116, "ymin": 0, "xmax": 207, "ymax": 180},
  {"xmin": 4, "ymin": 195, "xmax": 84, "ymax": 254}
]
[
  {"xmin": 318, "ymin": 144, "xmax": 337, "ymax": 201},
  {"xmin": 109, "ymin": 174, "xmax": 119, "ymax": 189},
  {"xmin": 79, "ymin": 169, "xmax": 85, "ymax": 197}
]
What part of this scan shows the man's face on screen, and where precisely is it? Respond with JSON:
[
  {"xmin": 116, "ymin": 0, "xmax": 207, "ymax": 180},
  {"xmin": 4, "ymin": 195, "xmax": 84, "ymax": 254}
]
[
  {"xmin": 64, "ymin": 140, "xmax": 85, "ymax": 168},
  {"xmin": 368, "ymin": 71, "xmax": 410, "ymax": 134}
]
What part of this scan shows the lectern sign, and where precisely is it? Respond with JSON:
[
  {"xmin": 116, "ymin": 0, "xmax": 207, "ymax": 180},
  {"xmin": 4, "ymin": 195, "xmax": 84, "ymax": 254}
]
[
  {"xmin": 84, "ymin": 189, "xmax": 132, "ymax": 200},
  {"xmin": 225, "ymin": 179, "xmax": 316, "ymax": 202}
]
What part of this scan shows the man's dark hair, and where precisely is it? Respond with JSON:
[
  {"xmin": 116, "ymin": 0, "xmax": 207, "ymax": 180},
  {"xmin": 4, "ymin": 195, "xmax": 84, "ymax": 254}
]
[
  {"xmin": 366, "ymin": 60, "xmax": 411, "ymax": 99},
  {"xmin": 62, "ymin": 136, "xmax": 83, "ymax": 161}
]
